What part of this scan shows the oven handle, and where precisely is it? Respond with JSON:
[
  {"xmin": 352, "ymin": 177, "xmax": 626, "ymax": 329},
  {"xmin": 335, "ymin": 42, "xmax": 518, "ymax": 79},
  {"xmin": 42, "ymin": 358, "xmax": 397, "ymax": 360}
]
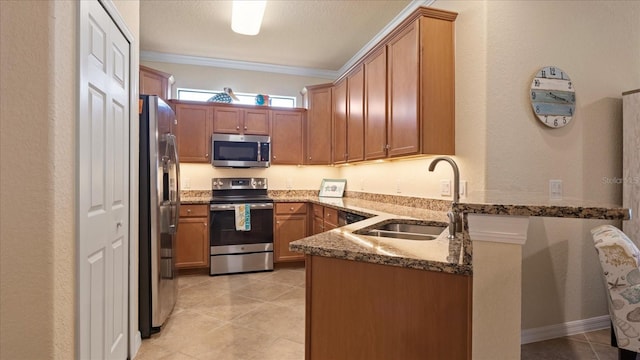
[{"xmin": 210, "ymin": 203, "xmax": 274, "ymax": 211}]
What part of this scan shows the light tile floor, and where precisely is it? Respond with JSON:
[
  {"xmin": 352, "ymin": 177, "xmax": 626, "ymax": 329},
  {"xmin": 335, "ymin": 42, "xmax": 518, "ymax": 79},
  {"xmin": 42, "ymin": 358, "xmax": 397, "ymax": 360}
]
[
  {"xmin": 137, "ymin": 267, "xmax": 626, "ymax": 360},
  {"xmin": 136, "ymin": 267, "xmax": 306, "ymax": 360}
]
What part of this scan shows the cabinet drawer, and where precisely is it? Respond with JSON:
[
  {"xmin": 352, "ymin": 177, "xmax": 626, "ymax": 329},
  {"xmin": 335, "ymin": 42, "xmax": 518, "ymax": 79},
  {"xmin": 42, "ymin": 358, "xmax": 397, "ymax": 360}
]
[
  {"xmin": 324, "ymin": 207, "xmax": 338, "ymax": 226},
  {"xmin": 180, "ymin": 204, "xmax": 209, "ymax": 218},
  {"xmin": 275, "ymin": 202, "xmax": 307, "ymax": 215},
  {"xmin": 312, "ymin": 204, "xmax": 324, "ymax": 218}
]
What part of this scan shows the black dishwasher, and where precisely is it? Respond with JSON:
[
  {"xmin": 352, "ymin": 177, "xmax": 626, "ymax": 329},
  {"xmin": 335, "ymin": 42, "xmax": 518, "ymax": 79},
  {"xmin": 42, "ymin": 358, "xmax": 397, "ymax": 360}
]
[{"xmin": 338, "ymin": 211, "xmax": 368, "ymax": 226}]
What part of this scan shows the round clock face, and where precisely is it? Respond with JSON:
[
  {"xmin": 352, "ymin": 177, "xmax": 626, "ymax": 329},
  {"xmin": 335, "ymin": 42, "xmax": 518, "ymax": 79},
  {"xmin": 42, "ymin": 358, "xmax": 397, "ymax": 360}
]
[{"xmin": 530, "ymin": 66, "xmax": 576, "ymax": 128}]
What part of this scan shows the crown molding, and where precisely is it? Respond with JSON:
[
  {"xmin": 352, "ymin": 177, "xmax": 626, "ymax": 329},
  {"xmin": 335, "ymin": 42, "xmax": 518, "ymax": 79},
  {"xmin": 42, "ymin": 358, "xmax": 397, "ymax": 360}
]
[
  {"xmin": 337, "ymin": 0, "xmax": 436, "ymax": 75},
  {"xmin": 141, "ymin": 0, "xmax": 435, "ymax": 81},
  {"xmin": 140, "ymin": 51, "xmax": 339, "ymax": 80}
]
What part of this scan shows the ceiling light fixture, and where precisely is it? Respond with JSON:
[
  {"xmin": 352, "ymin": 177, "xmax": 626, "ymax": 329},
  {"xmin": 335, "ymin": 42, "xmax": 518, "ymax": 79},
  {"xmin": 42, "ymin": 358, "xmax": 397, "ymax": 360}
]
[{"xmin": 231, "ymin": 0, "xmax": 267, "ymax": 36}]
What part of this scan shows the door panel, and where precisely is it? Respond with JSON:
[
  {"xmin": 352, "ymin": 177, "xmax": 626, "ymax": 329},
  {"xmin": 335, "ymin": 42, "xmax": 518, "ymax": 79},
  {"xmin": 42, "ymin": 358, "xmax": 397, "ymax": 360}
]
[{"xmin": 79, "ymin": 1, "xmax": 129, "ymax": 358}]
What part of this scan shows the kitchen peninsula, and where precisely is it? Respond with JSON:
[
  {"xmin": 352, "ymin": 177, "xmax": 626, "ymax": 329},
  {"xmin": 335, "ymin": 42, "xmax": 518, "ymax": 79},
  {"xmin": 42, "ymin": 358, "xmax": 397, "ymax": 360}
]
[{"xmin": 287, "ymin": 191, "xmax": 630, "ymax": 360}]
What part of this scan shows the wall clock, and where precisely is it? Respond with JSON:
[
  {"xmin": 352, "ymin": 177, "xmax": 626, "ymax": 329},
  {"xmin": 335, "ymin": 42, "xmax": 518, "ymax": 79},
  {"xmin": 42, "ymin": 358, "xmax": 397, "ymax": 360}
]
[{"xmin": 530, "ymin": 66, "xmax": 576, "ymax": 128}]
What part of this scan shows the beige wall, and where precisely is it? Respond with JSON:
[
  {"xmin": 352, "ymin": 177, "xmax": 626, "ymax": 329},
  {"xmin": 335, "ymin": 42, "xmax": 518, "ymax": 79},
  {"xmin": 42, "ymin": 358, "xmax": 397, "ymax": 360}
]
[
  {"xmin": 140, "ymin": 60, "xmax": 331, "ymax": 106},
  {"xmin": 0, "ymin": 1, "xmax": 139, "ymax": 358},
  {"xmin": 436, "ymin": 0, "xmax": 640, "ymax": 330}
]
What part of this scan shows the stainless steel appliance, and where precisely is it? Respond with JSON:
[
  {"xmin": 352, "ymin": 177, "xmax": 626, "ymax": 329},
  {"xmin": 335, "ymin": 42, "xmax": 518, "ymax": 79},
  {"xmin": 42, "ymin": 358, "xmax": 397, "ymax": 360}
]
[
  {"xmin": 210, "ymin": 177, "xmax": 274, "ymax": 275},
  {"xmin": 138, "ymin": 95, "xmax": 180, "ymax": 338},
  {"xmin": 211, "ymin": 134, "xmax": 270, "ymax": 168}
]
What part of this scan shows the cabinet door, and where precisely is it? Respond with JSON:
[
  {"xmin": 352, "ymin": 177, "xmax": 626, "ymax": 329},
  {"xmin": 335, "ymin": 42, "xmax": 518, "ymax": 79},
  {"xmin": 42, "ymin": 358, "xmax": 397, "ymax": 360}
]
[
  {"xmin": 364, "ymin": 47, "xmax": 388, "ymax": 160},
  {"xmin": 174, "ymin": 104, "xmax": 213, "ymax": 163},
  {"xmin": 420, "ymin": 16, "xmax": 455, "ymax": 155},
  {"xmin": 306, "ymin": 85, "xmax": 333, "ymax": 165},
  {"xmin": 139, "ymin": 65, "xmax": 172, "ymax": 101},
  {"xmin": 347, "ymin": 66, "xmax": 365, "ymax": 162},
  {"xmin": 271, "ymin": 110, "xmax": 304, "ymax": 165},
  {"xmin": 312, "ymin": 215, "xmax": 324, "ymax": 235},
  {"xmin": 212, "ymin": 106, "xmax": 243, "ymax": 134},
  {"xmin": 324, "ymin": 207, "xmax": 338, "ymax": 227},
  {"xmin": 274, "ymin": 215, "xmax": 307, "ymax": 262},
  {"xmin": 175, "ymin": 217, "xmax": 209, "ymax": 269},
  {"xmin": 332, "ymin": 80, "xmax": 348, "ymax": 164},
  {"xmin": 387, "ymin": 21, "xmax": 420, "ymax": 157},
  {"xmin": 243, "ymin": 109, "xmax": 270, "ymax": 135}
]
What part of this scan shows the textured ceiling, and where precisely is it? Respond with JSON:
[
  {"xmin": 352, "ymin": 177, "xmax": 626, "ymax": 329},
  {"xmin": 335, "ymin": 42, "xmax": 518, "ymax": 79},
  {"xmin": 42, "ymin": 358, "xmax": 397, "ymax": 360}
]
[{"xmin": 140, "ymin": 0, "xmax": 415, "ymax": 72}]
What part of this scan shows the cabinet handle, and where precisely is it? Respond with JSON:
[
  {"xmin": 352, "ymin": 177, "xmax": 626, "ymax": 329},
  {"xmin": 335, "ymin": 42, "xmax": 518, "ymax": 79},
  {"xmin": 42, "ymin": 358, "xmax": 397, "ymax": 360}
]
[
  {"xmin": 204, "ymin": 222, "xmax": 207, "ymax": 227},
  {"xmin": 244, "ymin": 126, "xmax": 248, "ymax": 130},
  {"xmin": 273, "ymin": 155, "xmax": 277, "ymax": 160},
  {"xmin": 290, "ymin": 207, "xmax": 294, "ymax": 211},
  {"xmin": 236, "ymin": 126, "xmax": 240, "ymax": 130},
  {"xmin": 187, "ymin": 209, "xmax": 191, "ymax": 213},
  {"xmin": 205, "ymin": 153, "xmax": 209, "ymax": 157},
  {"xmin": 308, "ymin": 156, "xmax": 312, "ymax": 160}
]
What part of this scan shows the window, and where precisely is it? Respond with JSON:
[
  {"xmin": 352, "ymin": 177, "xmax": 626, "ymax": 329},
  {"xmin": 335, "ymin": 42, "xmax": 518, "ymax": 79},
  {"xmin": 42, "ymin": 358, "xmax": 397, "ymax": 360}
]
[{"xmin": 177, "ymin": 88, "xmax": 296, "ymax": 108}]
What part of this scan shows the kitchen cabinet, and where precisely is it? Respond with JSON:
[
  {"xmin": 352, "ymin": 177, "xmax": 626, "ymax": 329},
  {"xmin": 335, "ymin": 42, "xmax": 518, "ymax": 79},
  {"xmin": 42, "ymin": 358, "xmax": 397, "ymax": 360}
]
[
  {"xmin": 311, "ymin": 204, "xmax": 338, "ymax": 235},
  {"xmin": 364, "ymin": 47, "xmax": 388, "ymax": 160},
  {"xmin": 332, "ymin": 79, "xmax": 348, "ymax": 164},
  {"xmin": 175, "ymin": 204, "xmax": 209, "ymax": 269},
  {"xmin": 139, "ymin": 64, "xmax": 174, "ymax": 101},
  {"xmin": 271, "ymin": 109, "xmax": 305, "ymax": 165},
  {"xmin": 304, "ymin": 83, "xmax": 333, "ymax": 165},
  {"xmin": 172, "ymin": 101, "xmax": 213, "ymax": 163},
  {"xmin": 212, "ymin": 105, "xmax": 270, "ymax": 135},
  {"xmin": 305, "ymin": 255, "xmax": 471, "ymax": 359},
  {"xmin": 347, "ymin": 65, "xmax": 365, "ymax": 162},
  {"xmin": 387, "ymin": 10, "xmax": 456, "ymax": 157},
  {"xmin": 274, "ymin": 202, "xmax": 308, "ymax": 263}
]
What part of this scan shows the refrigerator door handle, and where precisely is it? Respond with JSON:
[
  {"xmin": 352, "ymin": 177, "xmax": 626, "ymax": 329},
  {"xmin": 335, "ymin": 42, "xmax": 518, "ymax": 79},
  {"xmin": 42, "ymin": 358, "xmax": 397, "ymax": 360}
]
[{"xmin": 168, "ymin": 133, "xmax": 180, "ymax": 234}]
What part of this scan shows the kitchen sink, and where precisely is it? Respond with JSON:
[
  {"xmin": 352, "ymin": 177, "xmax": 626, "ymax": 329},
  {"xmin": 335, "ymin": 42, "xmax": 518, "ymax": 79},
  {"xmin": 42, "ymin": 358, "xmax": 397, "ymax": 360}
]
[{"xmin": 354, "ymin": 220, "xmax": 447, "ymax": 241}]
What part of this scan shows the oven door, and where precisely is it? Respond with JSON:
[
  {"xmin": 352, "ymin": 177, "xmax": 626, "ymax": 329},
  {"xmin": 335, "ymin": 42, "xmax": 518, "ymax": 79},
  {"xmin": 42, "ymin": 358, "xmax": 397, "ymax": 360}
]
[
  {"xmin": 209, "ymin": 202, "xmax": 274, "ymax": 275},
  {"xmin": 209, "ymin": 203, "xmax": 274, "ymax": 247}
]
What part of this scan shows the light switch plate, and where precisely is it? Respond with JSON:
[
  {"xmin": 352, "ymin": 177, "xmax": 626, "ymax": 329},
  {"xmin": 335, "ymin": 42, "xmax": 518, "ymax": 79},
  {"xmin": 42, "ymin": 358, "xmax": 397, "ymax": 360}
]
[
  {"xmin": 441, "ymin": 179, "xmax": 452, "ymax": 197},
  {"xmin": 549, "ymin": 179, "xmax": 563, "ymax": 200}
]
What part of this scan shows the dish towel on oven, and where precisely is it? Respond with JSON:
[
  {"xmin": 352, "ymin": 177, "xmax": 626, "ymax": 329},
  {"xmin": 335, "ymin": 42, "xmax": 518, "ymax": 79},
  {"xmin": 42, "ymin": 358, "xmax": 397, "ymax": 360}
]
[{"xmin": 235, "ymin": 204, "xmax": 251, "ymax": 231}]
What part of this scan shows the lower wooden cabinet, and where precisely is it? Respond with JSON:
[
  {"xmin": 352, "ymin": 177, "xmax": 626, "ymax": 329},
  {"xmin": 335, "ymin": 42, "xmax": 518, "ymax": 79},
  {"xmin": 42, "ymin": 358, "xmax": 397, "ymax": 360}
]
[
  {"xmin": 311, "ymin": 204, "xmax": 338, "ymax": 235},
  {"xmin": 274, "ymin": 202, "xmax": 308, "ymax": 263},
  {"xmin": 306, "ymin": 255, "xmax": 472, "ymax": 359},
  {"xmin": 175, "ymin": 204, "xmax": 209, "ymax": 269}
]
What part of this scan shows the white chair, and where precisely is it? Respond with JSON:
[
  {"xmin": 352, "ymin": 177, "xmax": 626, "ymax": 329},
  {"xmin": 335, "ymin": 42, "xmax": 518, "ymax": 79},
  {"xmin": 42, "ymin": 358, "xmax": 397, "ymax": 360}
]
[{"xmin": 592, "ymin": 224, "xmax": 640, "ymax": 360}]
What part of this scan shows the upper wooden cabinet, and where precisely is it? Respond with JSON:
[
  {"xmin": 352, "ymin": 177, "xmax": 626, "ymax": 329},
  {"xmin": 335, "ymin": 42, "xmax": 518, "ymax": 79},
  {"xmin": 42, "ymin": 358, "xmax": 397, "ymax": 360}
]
[
  {"xmin": 347, "ymin": 65, "xmax": 365, "ymax": 163},
  {"xmin": 364, "ymin": 47, "xmax": 388, "ymax": 160},
  {"xmin": 387, "ymin": 9, "xmax": 456, "ymax": 157},
  {"xmin": 139, "ymin": 65, "xmax": 174, "ymax": 101},
  {"xmin": 271, "ymin": 109, "xmax": 305, "ymax": 165},
  {"xmin": 212, "ymin": 105, "xmax": 270, "ymax": 135},
  {"xmin": 332, "ymin": 79, "xmax": 348, "ymax": 165},
  {"xmin": 304, "ymin": 83, "xmax": 333, "ymax": 165},
  {"xmin": 310, "ymin": 7, "xmax": 457, "ymax": 164},
  {"xmin": 172, "ymin": 101, "xmax": 213, "ymax": 163}
]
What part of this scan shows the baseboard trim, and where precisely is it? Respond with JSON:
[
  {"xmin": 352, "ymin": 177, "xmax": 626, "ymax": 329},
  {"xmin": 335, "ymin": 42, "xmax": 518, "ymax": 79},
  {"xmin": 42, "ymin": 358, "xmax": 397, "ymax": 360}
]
[{"xmin": 521, "ymin": 315, "xmax": 610, "ymax": 344}]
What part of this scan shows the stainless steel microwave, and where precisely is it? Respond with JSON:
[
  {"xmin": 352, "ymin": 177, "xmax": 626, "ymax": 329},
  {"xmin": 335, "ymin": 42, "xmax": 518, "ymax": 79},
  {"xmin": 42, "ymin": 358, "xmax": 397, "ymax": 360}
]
[{"xmin": 211, "ymin": 134, "xmax": 270, "ymax": 168}]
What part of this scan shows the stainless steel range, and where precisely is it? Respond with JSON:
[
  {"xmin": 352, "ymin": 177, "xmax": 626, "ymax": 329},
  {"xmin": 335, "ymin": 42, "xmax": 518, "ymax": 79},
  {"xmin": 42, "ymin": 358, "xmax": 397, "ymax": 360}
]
[{"xmin": 209, "ymin": 177, "xmax": 274, "ymax": 275}]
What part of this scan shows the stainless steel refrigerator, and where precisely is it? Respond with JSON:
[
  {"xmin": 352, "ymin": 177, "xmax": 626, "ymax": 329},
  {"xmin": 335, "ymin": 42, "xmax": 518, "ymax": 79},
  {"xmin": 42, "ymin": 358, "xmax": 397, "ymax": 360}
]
[{"xmin": 138, "ymin": 95, "xmax": 180, "ymax": 338}]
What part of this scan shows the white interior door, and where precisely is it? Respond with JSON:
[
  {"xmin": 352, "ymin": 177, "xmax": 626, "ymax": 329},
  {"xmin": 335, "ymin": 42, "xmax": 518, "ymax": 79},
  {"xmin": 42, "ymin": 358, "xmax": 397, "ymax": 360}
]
[{"xmin": 78, "ymin": 1, "xmax": 130, "ymax": 358}]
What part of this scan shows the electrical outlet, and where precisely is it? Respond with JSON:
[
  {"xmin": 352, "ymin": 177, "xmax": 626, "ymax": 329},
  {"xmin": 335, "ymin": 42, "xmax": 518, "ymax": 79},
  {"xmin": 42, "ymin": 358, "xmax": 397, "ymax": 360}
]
[
  {"xmin": 183, "ymin": 177, "xmax": 191, "ymax": 190},
  {"xmin": 440, "ymin": 179, "xmax": 452, "ymax": 197},
  {"xmin": 459, "ymin": 180, "xmax": 467, "ymax": 199},
  {"xmin": 549, "ymin": 179, "xmax": 563, "ymax": 200}
]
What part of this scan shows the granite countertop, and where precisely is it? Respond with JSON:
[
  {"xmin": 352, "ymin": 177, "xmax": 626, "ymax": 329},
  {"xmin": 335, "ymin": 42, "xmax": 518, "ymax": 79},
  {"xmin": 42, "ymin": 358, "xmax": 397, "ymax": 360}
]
[
  {"xmin": 275, "ymin": 195, "xmax": 470, "ymax": 276},
  {"xmin": 454, "ymin": 191, "xmax": 631, "ymax": 220},
  {"xmin": 179, "ymin": 189, "xmax": 630, "ymax": 277}
]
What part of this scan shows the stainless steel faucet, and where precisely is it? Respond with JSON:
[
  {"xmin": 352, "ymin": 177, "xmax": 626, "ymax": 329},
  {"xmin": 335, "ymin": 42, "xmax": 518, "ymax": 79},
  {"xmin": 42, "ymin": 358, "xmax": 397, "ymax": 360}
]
[{"xmin": 428, "ymin": 157, "xmax": 461, "ymax": 239}]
